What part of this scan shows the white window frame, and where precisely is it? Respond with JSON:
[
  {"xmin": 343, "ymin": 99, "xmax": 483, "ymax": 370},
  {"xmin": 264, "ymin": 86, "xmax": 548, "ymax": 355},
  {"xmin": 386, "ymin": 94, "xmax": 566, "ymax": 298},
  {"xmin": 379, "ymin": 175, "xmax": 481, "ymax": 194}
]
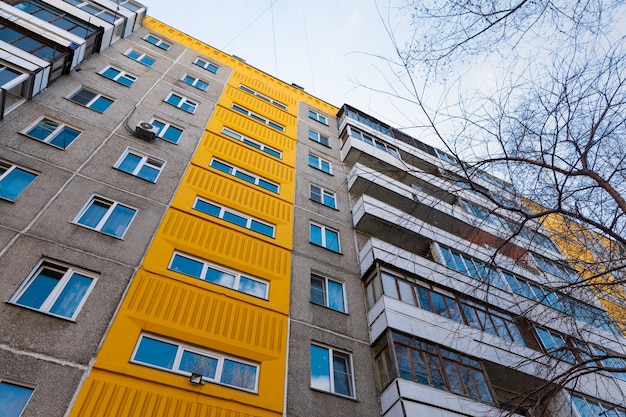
[
  {"xmin": 310, "ymin": 343, "xmax": 355, "ymax": 398},
  {"xmin": 143, "ymin": 34, "xmax": 170, "ymax": 50},
  {"xmin": 310, "ymin": 184, "xmax": 337, "ymax": 209},
  {"xmin": 168, "ymin": 251, "xmax": 269, "ymax": 299},
  {"xmin": 99, "ymin": 65, "xmax": 137, "ymax": 87},
  {"xmin": 0, "ymin": 379, "xmax": 34, "ymax": 416},
  {"xmin": 309, "ymin": 129, "xmax": 330, "ymax": 147},
  {"xmin": 221, "ymin": 127, "xmax": 282, "ymax": 159},
  {"xmin": 124, "ymin": 49, "xmax": 155, "ymax": 66},
  {"xmin": 308, "ymin": 153, "xmax": 333, "ymax": 174},
  {"xmin": 239, "ymin": 84, "xmax": 287, "ymax": 110},
  {"xmin": 193, "ymin": 57, "xmax": 219, "ymax": 73},
  {"xmin": 150, "ymin": 118, "xmax": 183, "ymax": 144},
  {"xmin": 73, "ymin": 196, "xmax": 137, "ymax": 239},
  {"xmin": 131, "ymin": 333, "xmax": 260, "ymax": 392},
  {"xmin": 231, "ymin": 103, "xmax": 284, "ymax": 132},
  {"xmin": 9, "ymin": 259, "xmax": 97, "ymax": 321},
  {"xmin": 21, "ymin": 117, "xmax": 82, "ymax": 149},
  {"xmin": 210, "ymin": 158, "xmax": 279, "ymax": 193},
  {"xmin": 308, "ymin": 109, "xmax": 328, "ymax": 125},
  {"xmin": 182, "ymin": 74, "xmax": 209, "ymax": 91},
  {"xmin": 67, "ymin": 87, "xmax": 114, "ymax": 113},
  {"xmin": 164, "ymin": 92, "xmax": 197, "ymax": 114},
  {"xmin": 310, "ymin": 274, "xmax": 347, "ymax": 313},
  {"xmin": 192, "ymin": 197, "xmax": 276, "ymax": 238},
  {"xmin": 114, "ymin": 148, "xmax": 165, "ymax": 183},
  {"xmin": 309, "ymin": 222, "xmax": 341, "ymax": 253},
  {"xmin": 0, "ymin": 161, "xmax": 37, "ymax": 201}
]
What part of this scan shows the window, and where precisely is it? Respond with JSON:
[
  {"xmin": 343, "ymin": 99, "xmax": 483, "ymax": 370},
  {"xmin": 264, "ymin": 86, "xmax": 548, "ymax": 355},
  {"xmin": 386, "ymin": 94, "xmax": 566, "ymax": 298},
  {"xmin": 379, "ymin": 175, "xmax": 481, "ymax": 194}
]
[
  {"xmin": 165, "ymin": 92, "xmax": 197, "ymax": 114},
  {"xmin": 231, "ymin": 104, "xmax": 285, "ymax": 132},
  {"xmin": 572, "ymin": 394, "xmax": 626, "ymax": 417},
  {"xmin": 62, "ymin": 0, "xmax": 118, "ymax": 23},
  {"xmin": 74, "ymin": 196, "xmax": 136, "ymax": 238},
  {"xmin": 193, "ymin": 197, "xmax": 275, "ymax": 238},
  {"xmin": 239, "ymin": 84, "xmax": 287, "ymax": 110},
  {"xmin": 182, "ymin": 74, "xmax": 208, "ymax": 91},
  {"xmin": 308, "ymin": 154, "xmax": 332, "ymax": 174},
  {"xmin": 68, "ymin": 88, "xmax": 113, "ymax": 113},
  {"xmin": 0, "ymin": 162, "xmax": 37, "ymax": 201},
  {"xmin": 0, "ymin": 380, "xmax": 33, "ymax": 417},
  {"xmin": 310, "ymin": 223, "xmax": 340, "ymax": 253},
  {"xmin": 346, "ymin": 126, "xmax": 400, "ymax": 158},
  {"xmin": 308, "ymin": 109, "xmax": 328, "ymax": 125},
  {"xmin": 169, "ymin": 252, "xmax": 268, "ymax": 299},
  {"xmin": 10, "ymin": 260, "xmax": 96, "ymax": 320},
  {"xmin": 532, "ymin": 253, "xmax": 579, "ymax": 282},
  {"xmin": 124, "ymin": 49, "xmax": 155, "ymax": 66},
  {"xmin": 310, "ymin": 344, "xmax": 354, "ymax": 397},
  {"xmin": 99, "ymin": 65, "xmax": 137, "ymax": 87},
  {"xmin": 310, "ymin": 274, "xmax": 345, "ymax": 312},
  {"xmin": 144, "ymin": 34, "xmax": 170, "ymax": 50},
  {"xmin": 221, "ymin": 127, "xmax": 282, "ymax": 159},
  {"xmin": 22, "ymin": 117, "xmax": 81, "ymax": 149},
  {"xmin": 309, "ymin": 129, "xmax": 330, "ymax": 147},
  {"xmin": 114, "ymin": 148, "xmax": 164, "ymax": 183},
  {"xmin": 210, "ymin": 158, "xmax": 279, "ymax": 193},
  {"xmin": 310, "ymin": 184, "xmax": 336, "ymax": 209},
  {"xmin": 193, "ymin": 57, "xmax": 218, "ymax": 73},
  {"xmin": 151, "ymin": 119, "xmax": 183, "ymax": 144},
  {"xmin": 132, "ymin": 334, "xmax": 259, "ymax": 392}
]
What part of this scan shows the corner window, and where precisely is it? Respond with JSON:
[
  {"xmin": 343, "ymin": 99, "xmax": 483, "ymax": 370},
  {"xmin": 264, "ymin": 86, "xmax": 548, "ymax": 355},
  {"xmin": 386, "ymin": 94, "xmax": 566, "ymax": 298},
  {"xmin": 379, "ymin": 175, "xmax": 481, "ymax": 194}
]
[
  {"xmin": 0, "ymin": 162, "xmax": 37, "ymax": 201},
  {"xmin": 169, "ymin": 252, "xmax": 268, "ymax": 299},
  {"xmin": 310, "ymin": 184, "xmax": 336, "ymax": 209},
  {"xmin": 165, "ymin": 92, "xmax": 197, "ymax": 114},
  {"xmin": 150, "ymin": 119, "xmax": 183, "ymax": 144},
  {"xmin": 125, "ymin": 49, "xmax": 155, "ymax": 66},
  {"xmin": 210, "ymin": 158, "xmax": 279, "ymax": 193},
  {"xmin": 144, "ymin": 34, "xmax": 170, "ymax": 50},
  {"xmin": 308, "ymin": 154, "xmax": 332, "ymax": 174},
  {"xmin": 68, "ymin": 88, "xmax": 114, "ymax": 113},
  {"xmin": 0, "ymin": 380, "xmax": 33, "ymax": 417},
  {"xmin": 193, "ymin": 57, "xmax": 218, "ymax": 73},
  {"xmin": 99, "ymin": 65, "xmax": 137, "ymax": 87},
  {"xmin": 311, "ymin": 274, "xmax": 346, "ymax": 312},
  {"xmin": 132, "ymin": 333, "xmax": 259, "ymax": 392},
  {"xmin": 309, "ymin": 129, "xmax": 330, "ymax": 147},
  {"xmin": 114, "ymin": 148, "xmax": 164, "ymax": 183},
  {"xmin": 193, "ymin": 197, "xmax": 276, "ymax": 238},
  {"xmin": 221, "ymin": 127, "xmax": 282, "ymax": 159},
  {"xmin": 182, "ymin": 74, "xmax": 209, "ymax": 91},
  {"xmin": 22, "ymin": 117, "xmax": 81, "ymax": 149},
  {"xmin": 10, "ymin": 259, "xmax": 96, "ymax": 320},
  {"xmin": 308, "ymin": 109, "xmax": 328, "ymax": 125},
  {"xmin": 74, "ymin": 196, "xmax": 137, "ymax": 238},
  {"xmin": 310, "ymin": 223, "xmax": 340, "ymax": 253},
  {"xmin": 310, "ymin": 344, "xmax": 354, "ymax": 398}
]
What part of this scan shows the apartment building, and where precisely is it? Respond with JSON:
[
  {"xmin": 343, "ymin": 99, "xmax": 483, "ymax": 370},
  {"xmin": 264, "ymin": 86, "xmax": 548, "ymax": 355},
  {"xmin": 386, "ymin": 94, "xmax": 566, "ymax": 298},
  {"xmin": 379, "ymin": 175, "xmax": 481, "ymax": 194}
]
[{"xmin": 1, "ymin": 2, "xmax": 625, "ymax": 417}]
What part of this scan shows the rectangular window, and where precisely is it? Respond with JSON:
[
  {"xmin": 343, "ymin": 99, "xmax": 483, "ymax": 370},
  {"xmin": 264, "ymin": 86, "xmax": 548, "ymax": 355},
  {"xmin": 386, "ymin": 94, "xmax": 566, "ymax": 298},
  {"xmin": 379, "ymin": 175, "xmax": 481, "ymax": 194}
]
[
  {"xmin": 74, "ymin": 196, "xmax": 137, "ymax": 238},
  {"xmin": 221, "ymin": 127, "xmax": 282, "ymax": 159},
  {"xmin": 114, "ymin": 148, "xmax": 164, "ymax": 183},
  {"xmin": 310, "ymin": 344, "xmax": 354, "ymax": 398},
  {"xmin": 68, "ymin": 88, "xmax": 113, "ymax": 113},
  {"xmin": 308, "ymin": 109, "xmax": 328, "ymax": 125},
  {"xmin": 309, "ymin": 184, "xmax": 336, "ymax": 209},
  {"xmin": 10, "ymin": 259, "xmax": 96, "ymax": 320},
  {"xmin": 0, "ymin": 380, "xmax": 33, "ymax": 417},
  {"xmin": 310, "ymin": 274, "xmax": 346, "ymax": 312},
  {"xmin": 210, "ymin": 158, "xmax": 279, "ymax": 193},
  {"xmin": 572, "ymin": 394, "xmax": 626, "ymax": 417},
  {"xmin": 535, "ymin": 327, "xmax": 576, "ymax": 363},
  {"xmin": 532, "ymin": 253, "xmax": 579, "ymax": 282},
  {"xmin": 309, "ymin": 129, "xmax": 330, "ymax": 147},
  {"xmin": 193, "ymin": 197, "xmax": 275, "ymax": 238},
  {"xmin": 144, "ymin": 34, "xmax": 170, "ymax": 50},
  {"xmin": 150, "ymin": 119, "xmax": 183, "ymax": 144},
  {"xmin": 348, "ymin": 126, "xmax": 400, "ymax": 158},
  {"xmin": 239, "ymin": 84, "xmax": 287, "ymax": 110},
  {"xmin": 22, "ymin": 117, "xmax": 81, "ymax": 149},
  {"xmin": 62, "ymin": 0, "xmax": 117, "ymax": 23},
  {"xmin": 182, "ymin": 74, "xmax": 209, "ymax": 91},
  {"xmin": 0, "ymin": 162, "xmax": 37, "ymax": 201},
  {"xmin": 231, "ymin": 104, "xmax": 284, "ymax": 132},
  {"xmin": 132, "ymin": 333, "xmax": 259, "ymax": 392},
  {"xmin": 99, "ymin": 65, "xmax": 137, "ymax": 87},
  {"xmin": 125, "ymin": 49, "xmax": 156, "ymax": 66},
  {"xmin": 193, "ymin": 57, "xmax": 219, "ymax": 73},
  {"xmin": 308, "ymin": 154, "xmax": 332, "ymax": 174},
  {"xmin": 165, "ymin": 92, "xmax": 197, "ymax": 114},
  {"xmin": 309, "ymin": 223, "xmax": 340, "ymax": 253},
  {"xmin": 169, "ymin": 252, "xmax": 268, "ymax": 299}
]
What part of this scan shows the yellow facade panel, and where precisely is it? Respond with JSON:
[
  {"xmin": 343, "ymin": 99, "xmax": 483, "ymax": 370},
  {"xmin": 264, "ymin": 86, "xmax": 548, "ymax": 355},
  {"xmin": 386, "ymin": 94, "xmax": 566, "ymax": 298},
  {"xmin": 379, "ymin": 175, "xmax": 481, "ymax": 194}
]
[
  {"xmin": 232, "ymin": 71, "xmax": 298, "ymax": 110},
  {"xmin": 210, "ymin": 107, "xmax": 296, "ymax": 165},
  {"xmin": 225, "ymin": 85, "xmax": 295, "ymax": 126}
]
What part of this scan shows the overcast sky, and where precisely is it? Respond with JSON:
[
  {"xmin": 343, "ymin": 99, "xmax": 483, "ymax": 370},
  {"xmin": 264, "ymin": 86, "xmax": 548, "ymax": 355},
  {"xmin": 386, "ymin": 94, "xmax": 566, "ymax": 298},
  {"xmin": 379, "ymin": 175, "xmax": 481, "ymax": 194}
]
[{"xmin": 141, "ymin": 0, "xmax": 428, "ymax": 139}]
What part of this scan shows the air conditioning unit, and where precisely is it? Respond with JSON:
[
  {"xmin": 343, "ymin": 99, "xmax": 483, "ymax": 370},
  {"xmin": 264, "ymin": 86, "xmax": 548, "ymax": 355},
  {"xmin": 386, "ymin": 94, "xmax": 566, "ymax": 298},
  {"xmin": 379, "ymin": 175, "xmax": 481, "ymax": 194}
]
[{"xmin": 135, "ymin": 121, "xmax": 158, "ymax": 141}]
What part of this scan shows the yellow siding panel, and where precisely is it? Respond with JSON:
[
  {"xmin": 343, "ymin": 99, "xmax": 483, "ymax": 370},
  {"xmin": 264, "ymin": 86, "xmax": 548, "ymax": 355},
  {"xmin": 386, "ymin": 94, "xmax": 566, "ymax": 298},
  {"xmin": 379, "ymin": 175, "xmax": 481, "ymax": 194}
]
[
  {"xmin": 225, "ymin": 85, "xmax": 296, "ymax": 126},
  {"xmin": 232, "ymin": 71, "xmax": 298, "ymax": 110}
]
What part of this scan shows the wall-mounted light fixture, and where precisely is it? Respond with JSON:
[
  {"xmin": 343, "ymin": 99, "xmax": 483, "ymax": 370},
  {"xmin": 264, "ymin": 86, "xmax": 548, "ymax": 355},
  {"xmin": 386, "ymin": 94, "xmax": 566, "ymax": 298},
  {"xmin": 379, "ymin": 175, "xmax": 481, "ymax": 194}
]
[{"xmin": 189, "ymin": 373, "xmax": 204, "ymax": 385}]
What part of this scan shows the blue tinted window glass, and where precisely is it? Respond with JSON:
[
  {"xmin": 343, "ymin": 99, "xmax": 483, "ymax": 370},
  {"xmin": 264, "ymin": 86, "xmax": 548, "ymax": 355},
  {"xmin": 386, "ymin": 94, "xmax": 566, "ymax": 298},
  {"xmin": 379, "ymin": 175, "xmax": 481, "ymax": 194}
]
[
  {"xmin": 221, "ymin": 359, "xmax": 256, "ymax": 390},
  {"xmin": 90, "ymin": 96, "xmax": 113, "ymax": 113},
  {"xmin": 162, "ymin": 126, "xmax": 182, "ymax": 143},
  {"xmin": 210, "ymin": 159, "xmax": 232, "ymax": 174},
  {"xmin": 118, "ymin": 153, "xmax": 141, "ymax": 174},
  {"xmin": 332, "ymin": 353, "xmax": 352, "ymax": 396},
  {"xmin": 264, "ymin": 147, "xmax": 281, "ymax": 158},
  {"xmin": 193, "ymin": 199, "xmax": 221, "ymax": 217},
  {"xmin": 101, "ymin": 67, "xmax": 120, "ymax": 79},
  {"xmin": 324, "ymin": 229, "xmax": 340, "ymax": 252},
  {"xmin": 16, "ymin": 267, "xmax": 62, "ymax": 309},
  {"xmin": 258, "ymin": 179, "xmax": 278, "ymax": 193},
  {"xmin": 49, "ymin": 273, "xmax": 92, "ymax": 318},
  {"xmin": 137, "ymin": 165, "xmax": 159, "ymax": 183},
  {"xmin": 0, "ymin": 381, "xmax": 33, "ymax": 417},
  {"xmin": 310, "ymin": 345, "xmax": 331, "ymax": 391},
  {"xmin": 327, "ymin": 280, "xmax": 345, "ymax": 312},
  {"xmin": 310, "ymin": 224, "xmax": 322, "ymax": 246},
  {"xmin": 101, "ymin": 204, "xmax": 135, "ymax": 237},
  {"xmin": 134, "ymin": 337, "xmax": 177, "ymax": 369},
  {"xmin": 223, "ymin": 211, "xmax": 247, "ymax": 228},
  {"xmin": 205, "ymin": 266, "xmax": 235, "ymax": 288},
  {"xmin": 170, "ymin": 254, "xmax": 203, "ymax": 278},
  {"xmin": 116, "ymin": 75, "xmax": 135, "ymax": 87},
  {"xmin": 33, "ymin": 45, "xmax": 61, "ymax": 60},
  {"xmin": 71, "ymin": 89, "xmax": 95, "ymax": 106},
  {"xmin": 238, "ymin": 276, "xmax": 267, "ymax": 298},
  {"xmin": 78, "ymin": 200, "xmax": 108, "ymax": 228},
  {"xmin": 250, "ymin": 220, "xmax": 274, "ymax": 237},
  {"xmin": 180, "ymin": 351, "xmax": 217, "ymax": 379},
  {"xmin": 0, "ymin": 168, "xmax": 37, "ymax": 201},
  {"xmin": 234, "ymin": 171, "xmax": 255, "ymax": 184},
  {"xmin": 310, "ymin": 276, "xmax": 326, "ymax": 306},
  {"xmin": 50, "ymin": 126, "xmax": 80, "ymax": 148},
  {"xmin": 141, "ymin": 56, "xmax": 155, "ymax": 66},
  {"xmin": 166, "ymin": 94, "xmax": 182, "ymax": 106},
  {"xmin": 0, "ymin": 27, "xmax": 22, "ymax": 43},
  {"xmin": 180, "ymin": 101, "xmax": 195, "ymax": 113}
]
